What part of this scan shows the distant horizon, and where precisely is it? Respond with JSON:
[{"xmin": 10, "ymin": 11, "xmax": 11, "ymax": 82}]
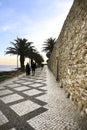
[
  {"xmin": 0, "ymin": 56, "xmax": 47, "ymax": 65},
  {"xmin": 0, "ymin": 64, "xmax": 18, "ymax": 72}
]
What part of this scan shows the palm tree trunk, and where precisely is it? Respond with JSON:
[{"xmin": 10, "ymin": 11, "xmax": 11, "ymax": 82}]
[
  {"xmin": 31, "ymin": 59, "xmax": 33, "ymax": 65},
  {"xmin": 20, "ymin": 55, "xmax": 25, "ymax": 71}
]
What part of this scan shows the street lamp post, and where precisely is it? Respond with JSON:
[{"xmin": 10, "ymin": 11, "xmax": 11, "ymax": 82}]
[
  {"xmin": 17, "ymin": 54, "xmax": 18, "ymax": 70},
  {"xmin": 56, "ymin": 56, "xmax": 59, "ymax": 81}
]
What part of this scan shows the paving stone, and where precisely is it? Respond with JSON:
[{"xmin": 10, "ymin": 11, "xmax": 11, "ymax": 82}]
[
  {"xmin": 29, "ymin": 83, "xmax": 42, "ymax": 88},
  {"xmin": 22, "ymin": 82, "xmax": 33, "ymax": 85},
  {"xmin": 0, "ymin": 93, "xmax": 24, "ymax": 104},
  {"xmin": 0, "ymin": 111, "xmax": 8, "ymax": 126},
  {"xmin": 7, "ymin": 83, "xmax": 21, "ymax": 88},
  {"xmin": 20, "ymin": 77, "xmax": 31, "ymax": 80},
  {"xmin": 10, "ymin": 100, "xmax": 41, "ymax": 116},
  {"xmin": 13, "ymin": 86, "xmax": 30, "ymax": 91},
  {"xmin": 10, "ymin": 128, "xmax": 16, "ymax": 130},
  {"xmin": 39, "ymin": 86, "xmax": 47, "ymax": 91},
  {"xmin": 34, "ymin": 80, "xmax": 43, "ymax": 82},
  {"xmin": 27, "ymin": 79, "xmax": 36, "ymax": 81},
  {"xmin": 0, "ymin": 89, "xmax": 13, "ymax": 96},
  {"xmin": 36, "ymin": 94, "xmax": 48, "ymax": 102},
  {"xmin": 0, "ymin": 86, "xmax": 5, "ymax": 89},
  {"xmin": 15, "ymin": 80, "xmax": 26, "ymax": 83},
  {"xmin": 23, "ymin": 89, "xmax": 42, "ymax": 96}
]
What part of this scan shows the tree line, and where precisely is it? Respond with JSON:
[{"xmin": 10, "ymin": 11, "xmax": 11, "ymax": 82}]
[{"xmin": 5, "ymin": 37, "xmax": 56, "ymax": 71}]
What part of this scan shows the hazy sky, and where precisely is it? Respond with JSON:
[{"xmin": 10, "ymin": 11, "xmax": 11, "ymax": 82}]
[{"xmin": 0, "ymin": 0, "xmax": 74, "ymax": 65}]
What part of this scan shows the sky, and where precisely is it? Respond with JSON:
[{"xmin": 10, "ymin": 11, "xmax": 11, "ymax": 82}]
[{"xmin": 0, "ymin": 0, "xmax": 74, "ymax": 65}]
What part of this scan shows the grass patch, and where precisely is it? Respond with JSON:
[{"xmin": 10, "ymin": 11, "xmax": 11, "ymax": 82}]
[{"xmin": 0, "ymin": 70, "xmax": 24, "ymax": 83}]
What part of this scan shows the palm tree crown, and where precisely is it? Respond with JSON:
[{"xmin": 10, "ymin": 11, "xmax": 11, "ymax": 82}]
[
  {"xmin": 42, "ymin": 37, "xmax": 56, "ymax": 58},
  {"xmin": 5, "ymin": 37, "xmax": 33, "ymax": 71}
]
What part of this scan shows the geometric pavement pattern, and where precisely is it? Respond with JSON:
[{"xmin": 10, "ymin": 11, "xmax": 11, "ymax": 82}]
[
  {"xmin": 0, "ymin": 67, "xmax": 48, "ymax": 130},
  {"xmin": 0, "ymin": 66, "xmax": 87, "ymax": 130}
]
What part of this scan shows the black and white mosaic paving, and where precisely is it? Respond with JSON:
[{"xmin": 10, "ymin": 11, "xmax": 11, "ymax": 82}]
[
  {"xmin": 0, "ymin": 68, "xmax": 48, "ymax": 130},
  {"xmin": 0, "ymin": 67, "xmax": 87, "ymax": 130}
]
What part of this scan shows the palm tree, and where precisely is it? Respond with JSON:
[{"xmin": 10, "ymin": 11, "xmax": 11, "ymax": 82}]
[
  {"xmin": 42, "ymin": 37, "xmax": 56, "ymax": 58},
  {"xmin": 26, "ymin": 47, "xmax": 44, "ymax": 66},
  {"xmin": 32, "ymin": 51, "xmax": 44, "ymax": 66},
  {"xmin": 27, "ymin": 46, "xmax": 36, "ymax": 59},
  {"xmin": 5, "ymin": 37, "xmax": 33, "ymax": 71},
  {"xmin": 26, "ymin": 46, "xmax": 36, "ymax": 65}
]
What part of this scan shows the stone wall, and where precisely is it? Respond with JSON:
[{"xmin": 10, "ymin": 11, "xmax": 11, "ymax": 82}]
[{"xmin": 48, "ymin": 0, "xmax": 87, "ymax": 114}]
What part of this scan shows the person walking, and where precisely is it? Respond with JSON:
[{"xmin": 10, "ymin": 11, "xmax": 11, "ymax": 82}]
[
  {"xmin": 26, "ymin": 63, "xmax": 30, "ymax": 76},
  {"xmin": 41, "ymin": 63, "xmax": 44, "ymax": 70},
  {"xmin": 31, "ymin": 61, "xmax": 36, "ymax": 76}
]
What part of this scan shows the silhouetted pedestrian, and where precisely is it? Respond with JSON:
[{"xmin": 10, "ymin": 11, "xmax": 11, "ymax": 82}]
[
  {"xmin": 31, "ymin": 61, "xmax": 36, "ymax": 76},
  {"xmin": 41, "ymin": 63, "xmax": 44, "ymax": 70},
  {"xmin": 26, "ymin": 63, "xmax": 30, "ymax": 75}
]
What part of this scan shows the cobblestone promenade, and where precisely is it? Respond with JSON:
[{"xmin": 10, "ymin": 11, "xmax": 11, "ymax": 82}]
[{"xmin": 0, "ymin": 66, "xmax": 87, "ymax": 130}]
